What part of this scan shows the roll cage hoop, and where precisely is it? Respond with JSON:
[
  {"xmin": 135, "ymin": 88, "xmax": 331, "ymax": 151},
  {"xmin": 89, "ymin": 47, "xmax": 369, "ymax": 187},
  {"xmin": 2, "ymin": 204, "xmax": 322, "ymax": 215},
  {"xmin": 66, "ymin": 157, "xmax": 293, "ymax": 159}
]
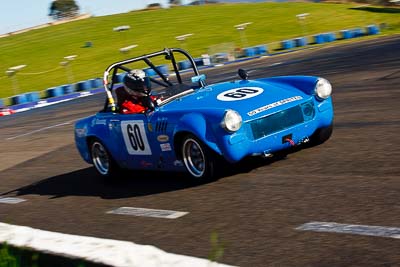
[{"xmin": 102, "ymin": 48, "xmax": 206, "ymax": 112}]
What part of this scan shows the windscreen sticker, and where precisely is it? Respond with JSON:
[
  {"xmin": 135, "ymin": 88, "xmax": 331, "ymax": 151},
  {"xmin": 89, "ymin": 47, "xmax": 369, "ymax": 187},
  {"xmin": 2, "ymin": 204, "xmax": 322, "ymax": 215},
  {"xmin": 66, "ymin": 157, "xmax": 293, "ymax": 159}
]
[
  {"xmin": 247, "ymin": 96, "xmax": 303, "ymax": 116},
  {"xmin": 217, "ymin": 87, "xmax": 263, "ymax": 101},
  {"xmin": 121, "ymin": 120, "xmax": 152, "ymax": 155}
]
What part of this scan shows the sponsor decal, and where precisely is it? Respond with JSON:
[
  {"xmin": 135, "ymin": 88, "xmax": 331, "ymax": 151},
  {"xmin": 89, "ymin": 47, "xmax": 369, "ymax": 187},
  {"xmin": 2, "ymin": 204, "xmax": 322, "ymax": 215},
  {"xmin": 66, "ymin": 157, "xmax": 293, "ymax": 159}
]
[
  {"xmin": 75, "ymin": 128, "xmax": 86, "ymax": 137},
  {"xmin": 217, "ymin": 87, "xmax": 263, "ymax": 101},
  {"xmin": 140, "ymin": 160, "xmax": 153, "ymax": 168},
  {"xmin": 173, "ymin": 160, "xmax": 184, "ymax": 167},
  {"xmin": 147, "ymin": 123, "xmax": 153, "ymax": 132},
  {"xmin": 157, "ymin": 135, "xmax": 169, "ymax": 142},
  {"xmin": 91, "ymin": 118, "xmax": 107, "ymax": 127},
  {"xmin": 247, "ymin": 96, "xmax": 303, "ymax": 116},
  {"xmin": 95, "ymin": 119, "xmax": 107, "ymax": 125},
  {"xmin": 160, "ymin": 143, "xmax": 172, "ymax": 152}
]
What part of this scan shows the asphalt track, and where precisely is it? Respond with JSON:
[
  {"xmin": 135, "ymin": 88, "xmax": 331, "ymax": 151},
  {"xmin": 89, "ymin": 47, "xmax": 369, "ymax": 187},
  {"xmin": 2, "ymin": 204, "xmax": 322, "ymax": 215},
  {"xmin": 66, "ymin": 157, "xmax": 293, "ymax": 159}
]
[{"xmin": 1, "ymin": 35, "xmax": 400, "ymax": 267}]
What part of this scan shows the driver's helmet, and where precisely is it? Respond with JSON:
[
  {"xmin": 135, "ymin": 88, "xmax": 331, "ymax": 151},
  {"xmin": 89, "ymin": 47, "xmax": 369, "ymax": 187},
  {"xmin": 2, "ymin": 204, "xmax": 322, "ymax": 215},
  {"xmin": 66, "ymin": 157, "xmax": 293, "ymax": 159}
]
[{"xmin": 123, "ymin": 69, "xmax": 151, "ymax": 97}]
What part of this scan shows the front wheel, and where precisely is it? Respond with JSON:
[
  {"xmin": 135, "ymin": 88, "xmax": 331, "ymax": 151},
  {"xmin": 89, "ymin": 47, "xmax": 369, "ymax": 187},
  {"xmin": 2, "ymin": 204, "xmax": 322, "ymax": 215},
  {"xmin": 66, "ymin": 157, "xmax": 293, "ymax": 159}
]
[
  {"xmin": 309, "ymin": 123, "xmax": 333, "ymax": 146},
  {"xmin": 181, "ymin": 134, "xmax": 216, "ymax": 181},
  {"xmin": 90, "ymin": 139, "xmax": 120, "ymax": 178}
]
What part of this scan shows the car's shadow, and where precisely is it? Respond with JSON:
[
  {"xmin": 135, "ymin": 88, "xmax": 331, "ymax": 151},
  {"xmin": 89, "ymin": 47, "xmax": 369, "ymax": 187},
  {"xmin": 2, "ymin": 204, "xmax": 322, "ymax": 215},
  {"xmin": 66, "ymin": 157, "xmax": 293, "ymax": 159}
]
[
  {"xmin": 5, "ymin": 150, "xmax": 295, "ymax": 200},
  {"xmin": 8, "ymin": 168, "xmax": 199, "ymax": 199}
]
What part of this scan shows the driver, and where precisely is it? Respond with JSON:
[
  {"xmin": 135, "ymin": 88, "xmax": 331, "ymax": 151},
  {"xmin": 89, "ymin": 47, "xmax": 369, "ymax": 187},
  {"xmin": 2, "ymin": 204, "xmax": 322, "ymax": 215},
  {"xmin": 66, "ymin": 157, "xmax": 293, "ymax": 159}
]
[{"xmin": 115, "ymin": 69, "xmax": 155, "ymax": 114}]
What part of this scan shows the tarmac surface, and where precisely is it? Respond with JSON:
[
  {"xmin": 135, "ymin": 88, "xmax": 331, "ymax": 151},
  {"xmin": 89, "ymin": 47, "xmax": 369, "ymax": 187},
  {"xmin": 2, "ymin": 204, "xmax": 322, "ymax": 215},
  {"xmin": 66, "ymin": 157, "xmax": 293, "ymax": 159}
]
[{"xmin": 0, "ymin": 35, "xmax": 399, "ymax": 267}]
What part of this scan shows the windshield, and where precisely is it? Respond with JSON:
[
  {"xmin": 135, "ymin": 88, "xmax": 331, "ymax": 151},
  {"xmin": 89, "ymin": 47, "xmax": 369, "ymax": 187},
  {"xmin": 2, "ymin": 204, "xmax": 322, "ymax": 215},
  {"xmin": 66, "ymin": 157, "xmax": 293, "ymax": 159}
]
[{"xmin": 102, "ymin": 48, "xmax": 205, "ymax": 111}]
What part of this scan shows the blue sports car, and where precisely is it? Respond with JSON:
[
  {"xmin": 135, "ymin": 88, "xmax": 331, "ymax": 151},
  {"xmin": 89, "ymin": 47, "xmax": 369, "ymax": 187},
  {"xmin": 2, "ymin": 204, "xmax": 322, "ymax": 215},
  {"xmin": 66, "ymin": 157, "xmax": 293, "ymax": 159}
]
[{"xmin": 74, "ymin": 48, "xmax": 333, "ymax": 181}]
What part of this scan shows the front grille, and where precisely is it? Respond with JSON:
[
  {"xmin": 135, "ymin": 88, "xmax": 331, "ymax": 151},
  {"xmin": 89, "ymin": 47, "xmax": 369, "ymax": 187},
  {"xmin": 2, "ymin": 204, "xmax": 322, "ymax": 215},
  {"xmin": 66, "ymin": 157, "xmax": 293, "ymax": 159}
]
[{"xmin": 250, "ymin": 100, "xmax": 315, "ymax": 140}]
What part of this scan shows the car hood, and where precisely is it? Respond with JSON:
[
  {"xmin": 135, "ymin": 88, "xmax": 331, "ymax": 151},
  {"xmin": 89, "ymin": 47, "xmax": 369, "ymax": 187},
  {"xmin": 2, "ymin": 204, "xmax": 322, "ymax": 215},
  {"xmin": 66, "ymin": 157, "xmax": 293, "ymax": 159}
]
[{"xmin": 161, "ymin": 78, "xmax": 312, "ymax": 121}]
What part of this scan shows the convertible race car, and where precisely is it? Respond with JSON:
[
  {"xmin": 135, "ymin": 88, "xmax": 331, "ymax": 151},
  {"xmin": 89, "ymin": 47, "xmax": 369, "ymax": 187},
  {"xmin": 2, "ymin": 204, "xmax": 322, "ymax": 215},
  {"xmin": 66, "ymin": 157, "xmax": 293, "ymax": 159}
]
[{"xmin": 74, "ymin": 48, "xmax": 333, "ymax": 181}]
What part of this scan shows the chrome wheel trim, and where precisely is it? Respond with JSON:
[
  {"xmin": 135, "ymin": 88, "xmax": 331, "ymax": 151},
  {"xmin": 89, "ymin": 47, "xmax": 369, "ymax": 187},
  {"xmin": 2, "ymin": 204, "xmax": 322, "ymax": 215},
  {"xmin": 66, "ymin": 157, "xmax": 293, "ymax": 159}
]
[
  {"xmin": 91, "ymin": 141, "xmax": 110, "ymax": 176},
  {"xmin": 182, "ymin": 138, "xmax": 206, "ymax": 178}
]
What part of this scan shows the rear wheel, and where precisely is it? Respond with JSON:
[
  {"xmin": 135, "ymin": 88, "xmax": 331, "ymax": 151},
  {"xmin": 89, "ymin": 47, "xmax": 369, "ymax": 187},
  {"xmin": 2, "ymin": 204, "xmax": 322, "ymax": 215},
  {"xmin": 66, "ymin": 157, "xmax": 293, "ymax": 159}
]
[
  {"xmin": 181, "ymin": 134, "xmax": 216, "ymax": 181},
  {"xmin": 90, "ymin": 139, "xmax": 120, "ymax": 178}
]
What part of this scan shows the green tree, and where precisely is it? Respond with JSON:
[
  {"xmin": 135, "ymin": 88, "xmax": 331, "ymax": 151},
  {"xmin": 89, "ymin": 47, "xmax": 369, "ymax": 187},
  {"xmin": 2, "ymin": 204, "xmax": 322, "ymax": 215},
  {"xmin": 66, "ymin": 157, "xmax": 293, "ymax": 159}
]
[{"xmin": 49, "ymin": 0, "xmax": 80, "ymax": 20}]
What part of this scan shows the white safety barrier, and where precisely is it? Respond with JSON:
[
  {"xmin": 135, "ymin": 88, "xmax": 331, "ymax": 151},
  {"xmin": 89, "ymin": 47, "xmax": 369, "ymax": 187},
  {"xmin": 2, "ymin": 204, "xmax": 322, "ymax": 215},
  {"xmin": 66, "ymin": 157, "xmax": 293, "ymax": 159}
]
[{"xmin": 0, "ymin": 222, "xmax": 235, "ymax": 267}]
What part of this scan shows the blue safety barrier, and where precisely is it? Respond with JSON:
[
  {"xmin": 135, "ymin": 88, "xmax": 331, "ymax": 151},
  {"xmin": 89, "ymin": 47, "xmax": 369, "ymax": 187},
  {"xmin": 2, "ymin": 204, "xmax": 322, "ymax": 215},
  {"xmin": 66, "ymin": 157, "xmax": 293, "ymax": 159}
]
[
  {"xmin": 156, "ymin": 65, "xmax": 169, "ymax": 76},
  {"xmin": 294, "ymin": 37, "xmax": 308, "ymax": 47},
  {"xmin": 11, "ymin": 94, "xmax": 28, "ymax": 105},
  {"xmin": 254, "ymin": 45, "xmax": 268, "ymax": 55},
  {"xmin": 352, "ymin": 28, "xmax": 364, "ymax": 38},
  {"xmin": 323, "ymin": 32, "xmax": 336, "ymax": 42},
  {"xmin": 25, "ymin": 92, "xmax": 40, "ymax": 103},
  {"xmin": 367, "ymin": 25, "xmax": 379, "ymax": 35},
  {"xmin": 46, "ymin": 87, "xmax": 63, "ymax": 98},
  {"xmin": 61, "ymin": 84, "xmax": 74, "ymax": 95},
  {"xmin": 178, "ymin": 60, "xmax": 191, "ymax": 70},
  {"xmin": 314, "ymin": 34, "xmax": 325, "ymax": 44},
  {"xmin": 114, "ymin": 73, "xmax": 125, "ymax": 83},
  {"xmin": 143, "ymin": 68, "xmax": 156, "ymax": 77},
  {"xmin": 340, "ymin": 30, "xmax": 353, "ymax": 39},
  {"xmin": 194, "ymin": 58, "xmax": 204, "ymax": 67},
  {"xmin": 76, "ymin": 80, "xmax": 90, "ymax": 91},
  {"xmin": 0, "ymin": 99, "xmax": 3, "ymax": 107},
  {"xmin": 89, "ymin": 78, "xmax": 103, "ymax": 89},
  {"xmin": 281, "ymin": 40, "xmax": 295, "ymax": 50},
  {"xmin": 244, "ymin": 47, "xmax": 256, "ymax": 57}
]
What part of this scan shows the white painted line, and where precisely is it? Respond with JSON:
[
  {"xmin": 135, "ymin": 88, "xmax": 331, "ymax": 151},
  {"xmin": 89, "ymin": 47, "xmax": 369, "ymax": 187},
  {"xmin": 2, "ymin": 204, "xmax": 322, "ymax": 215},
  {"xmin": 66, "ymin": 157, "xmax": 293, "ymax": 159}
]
[
  {"xmin": 107, "ymin": 207, "xmax": 188, "ymax": 219},
  {"xmin": 6, "ymin": 122, "xmax": 72, "ymax": 140},
  {"xmin": 296, "ymin": 222, "xmax": 400, "ymax": 239},
  {"xmin": 0, "ymin": 197, "xmax": 26, "ymax": 204},
  {"xmin": 0, "ymin": 222, "xmax": 234, "ymax": 267}
]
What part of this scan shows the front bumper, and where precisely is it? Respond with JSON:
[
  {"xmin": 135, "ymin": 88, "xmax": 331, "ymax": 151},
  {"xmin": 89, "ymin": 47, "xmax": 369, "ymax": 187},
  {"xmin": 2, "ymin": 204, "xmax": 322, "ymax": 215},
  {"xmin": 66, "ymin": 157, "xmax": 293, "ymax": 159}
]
[{"xmin": 219, "ymin": 98, "xmax": 333, "ymax": 162}]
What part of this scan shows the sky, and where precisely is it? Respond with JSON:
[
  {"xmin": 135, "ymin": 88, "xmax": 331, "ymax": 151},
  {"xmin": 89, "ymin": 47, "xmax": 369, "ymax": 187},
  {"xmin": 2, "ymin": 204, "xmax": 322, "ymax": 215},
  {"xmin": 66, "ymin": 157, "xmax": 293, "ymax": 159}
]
[{"xmin": 0, "ymin": 0, "xmax": 181, "ymax": 35}]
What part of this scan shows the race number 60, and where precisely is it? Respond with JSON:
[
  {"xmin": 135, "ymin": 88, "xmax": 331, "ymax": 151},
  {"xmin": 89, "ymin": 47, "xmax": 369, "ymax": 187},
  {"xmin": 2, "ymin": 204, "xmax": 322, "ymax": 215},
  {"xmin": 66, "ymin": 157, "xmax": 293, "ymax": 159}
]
[
  {"xmin": 121, "ymin": 121, "xmax": 152, "ymax": 155},
  {"xmin": 217, "ymin": 87, "xmax": 263, "ymax": 101}
]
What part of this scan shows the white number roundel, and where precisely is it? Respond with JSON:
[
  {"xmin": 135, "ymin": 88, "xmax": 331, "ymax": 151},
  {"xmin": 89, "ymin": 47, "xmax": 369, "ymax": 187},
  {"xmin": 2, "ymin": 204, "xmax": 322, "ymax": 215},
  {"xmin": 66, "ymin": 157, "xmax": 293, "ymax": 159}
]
[{"xmin": 217, "ymin": 87, "xmax": 264, "ymax": 101}]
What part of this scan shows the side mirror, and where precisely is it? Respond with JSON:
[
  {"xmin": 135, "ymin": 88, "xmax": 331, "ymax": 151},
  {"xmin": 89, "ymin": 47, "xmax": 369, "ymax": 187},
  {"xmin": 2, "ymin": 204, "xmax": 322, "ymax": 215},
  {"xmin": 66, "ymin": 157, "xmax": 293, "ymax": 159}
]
[
  {"xmin": 238, "ymin": 69, "xmax": 248, "ymax": 80},
  {"xmin": 191, "ymin": 74, "xmax": 206, "ymax": 84}
]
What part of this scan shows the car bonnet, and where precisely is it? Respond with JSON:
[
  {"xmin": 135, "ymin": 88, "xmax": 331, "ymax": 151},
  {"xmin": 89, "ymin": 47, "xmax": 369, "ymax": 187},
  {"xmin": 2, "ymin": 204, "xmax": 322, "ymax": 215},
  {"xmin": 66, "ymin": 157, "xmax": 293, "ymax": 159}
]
[{"xmin": 162, "ymin": 79, "xmax": 311, "ymax": 121}]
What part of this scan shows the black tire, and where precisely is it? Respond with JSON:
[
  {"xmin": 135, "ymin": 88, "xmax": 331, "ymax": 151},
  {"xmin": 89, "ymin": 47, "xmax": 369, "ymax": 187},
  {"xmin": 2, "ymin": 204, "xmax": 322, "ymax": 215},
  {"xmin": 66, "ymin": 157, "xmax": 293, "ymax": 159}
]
[
  {"xmin": 90, "ymin": 139, "xmax": 120, "ymax": 178},
  {"xmin": 181, "ymin": 134, "xmax": 217, "ymax": 181},
  {"xmin": 310, "ymin": 123, "xmax": 333, "ymax": 146}
]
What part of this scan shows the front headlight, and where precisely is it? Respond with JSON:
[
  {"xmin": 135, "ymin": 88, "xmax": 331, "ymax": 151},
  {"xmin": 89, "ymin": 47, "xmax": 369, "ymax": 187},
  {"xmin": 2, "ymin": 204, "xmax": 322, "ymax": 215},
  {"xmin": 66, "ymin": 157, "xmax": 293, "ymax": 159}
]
[
  {"xmin": 221, "ymin": 109, "xmax": 242, "ymax": 133},
  {"xmin": 315, "ymin": 78, "xmax": 332, "ymax": 100}
]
